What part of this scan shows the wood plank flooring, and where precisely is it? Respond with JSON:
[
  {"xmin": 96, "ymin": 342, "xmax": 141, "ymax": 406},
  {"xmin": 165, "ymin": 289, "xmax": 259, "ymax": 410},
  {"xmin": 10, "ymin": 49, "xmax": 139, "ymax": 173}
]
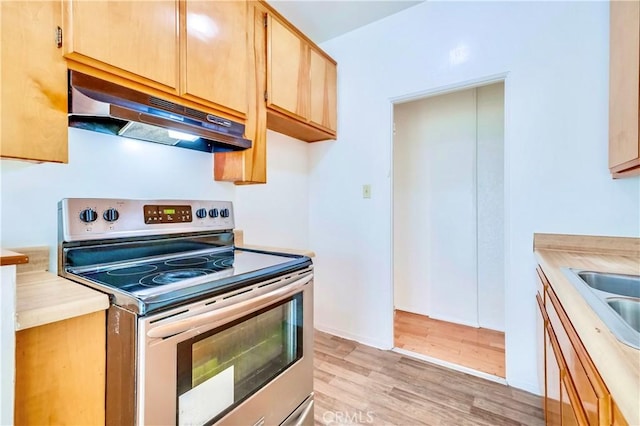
[
  {"xmin": 314, "ymin": 330, "xmax": 543, "ymax": 426},
  {"xmin": 394, "ymin": 310, "xmax": 506, "ymax": 378}
]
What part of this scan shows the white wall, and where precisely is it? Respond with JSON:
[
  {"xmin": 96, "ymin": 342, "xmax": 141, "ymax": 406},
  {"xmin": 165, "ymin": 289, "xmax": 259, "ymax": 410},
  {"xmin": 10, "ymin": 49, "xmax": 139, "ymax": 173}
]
[
  {"xmin": 0, "ymin": 128, "xmax": 310, "ymax": 272},
  {"xmin": 311, "ymin": 1, "xmax": 640, "ymax": 394},
  {"xmin": 234, "ymin": 130, "xmax": 310, "ymax": 249}
]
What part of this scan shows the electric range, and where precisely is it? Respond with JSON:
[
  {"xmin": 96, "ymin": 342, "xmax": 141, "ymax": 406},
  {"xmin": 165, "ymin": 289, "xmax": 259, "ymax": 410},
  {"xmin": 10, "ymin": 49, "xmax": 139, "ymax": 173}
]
[{"xmin": 58, "ymin": 198, "xmax": 315, "ymax": 426}]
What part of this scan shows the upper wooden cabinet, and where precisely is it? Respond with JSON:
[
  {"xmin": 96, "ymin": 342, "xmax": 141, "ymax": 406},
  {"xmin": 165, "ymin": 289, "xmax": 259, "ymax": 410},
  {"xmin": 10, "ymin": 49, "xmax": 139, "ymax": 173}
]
[
  {"xmin": 0, "ymin": 1, "xmax": 68, "ymax": 163},
  {"xmin": 268, "ymin": 16, "xmax": 308, "ymax": 120},
  {"xmin": 266, "ymin": 11, "xmax": 337, "ymax": 142},
  {"xmin": 214, "ymin": 1, "xmax": 338, "ymax": 184},
  {"xmin": 182, "ymin": 0, "xmax": 248, "ymax": 115},
  {"xmin": 309, "ymin": 48, "xmax": 337, "ymax": 132},
  {"xmin": 63, "ymin": 0, "xmax": 248, "ymax": 118},
  {"xmin": 62, "ymin": 1, "xmax": 179, "ymax": 91},
  {"xmin": 609, "ymin": 0, "xmax": 640, "ymax": 178},
  {"xmin": 215, "ymin": 1, "xmax": 267, "ymax": 184}
]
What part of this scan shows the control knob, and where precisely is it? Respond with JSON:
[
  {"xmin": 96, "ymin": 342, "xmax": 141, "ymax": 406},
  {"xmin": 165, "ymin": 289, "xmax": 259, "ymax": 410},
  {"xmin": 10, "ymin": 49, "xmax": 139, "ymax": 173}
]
[
  {"xmin": 103, "ymin": 208, "xmax": 120, "ymax": 222},
  {"xmin": 195, "ymin": 208, "xmax": 208, "ymax": 219},
  {"xmin": 79, "ymin": 208, "xmax": 97, "ymax": 223},
  {"xmin": 220, "ymin": 208, "xmax": 230, "ymax": 218},
  {"xmin": 208, "ymin": 208, "xmax": 219, "ymax": 218}
]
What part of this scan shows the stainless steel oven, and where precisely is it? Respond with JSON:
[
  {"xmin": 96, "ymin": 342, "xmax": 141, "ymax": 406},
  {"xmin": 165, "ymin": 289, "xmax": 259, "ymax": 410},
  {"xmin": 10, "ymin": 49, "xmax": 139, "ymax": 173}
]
[{"xmin": 58, "ymin": 198, "xmax": 314, "ymax": 426}]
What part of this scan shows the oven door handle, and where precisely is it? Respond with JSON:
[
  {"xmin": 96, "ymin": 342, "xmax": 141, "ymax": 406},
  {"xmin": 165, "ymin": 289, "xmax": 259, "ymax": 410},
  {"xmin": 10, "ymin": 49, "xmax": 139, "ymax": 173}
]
[{"xmin": 146, "ymin": 273, "xmax": 312, "ymax": 339}]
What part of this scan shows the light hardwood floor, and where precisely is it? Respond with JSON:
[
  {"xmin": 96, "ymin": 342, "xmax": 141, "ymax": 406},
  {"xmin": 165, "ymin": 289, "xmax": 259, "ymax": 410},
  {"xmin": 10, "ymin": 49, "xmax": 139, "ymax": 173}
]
[
  {"xmin": 314, "ymin": 330, "xmax": 543, "ymax": 426},
  {"xmin": 394, "ymin": 310, "xmax": 506, "ymax": 378}
]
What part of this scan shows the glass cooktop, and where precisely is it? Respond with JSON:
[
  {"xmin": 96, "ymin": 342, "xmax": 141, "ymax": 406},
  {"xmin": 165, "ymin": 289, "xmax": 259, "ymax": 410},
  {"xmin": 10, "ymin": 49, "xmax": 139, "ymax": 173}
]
[{"xmin": 67, "ymin": 248, "xmax": 308, "ymax": 298}]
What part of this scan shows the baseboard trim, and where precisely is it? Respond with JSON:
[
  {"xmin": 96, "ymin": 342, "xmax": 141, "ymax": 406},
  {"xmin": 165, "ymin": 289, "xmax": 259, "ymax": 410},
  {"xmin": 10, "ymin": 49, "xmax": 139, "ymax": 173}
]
[
  {"xmin": 505, "ymin": 378, "xmax": 542, "ymax": 396},
  {"xmin": 392, "ymin": 347, "xmax": 508, "ymax": 385},
  {"xmin": 313, "ymin": 324, "xmax": 392, "ymax": 350}
]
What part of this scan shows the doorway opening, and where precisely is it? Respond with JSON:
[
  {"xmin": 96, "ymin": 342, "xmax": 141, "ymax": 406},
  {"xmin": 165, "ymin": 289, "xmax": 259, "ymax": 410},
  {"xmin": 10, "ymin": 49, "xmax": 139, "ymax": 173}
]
[{"xmin": 392, "ymin": 81, "xmax": 506, "ymax": 379}]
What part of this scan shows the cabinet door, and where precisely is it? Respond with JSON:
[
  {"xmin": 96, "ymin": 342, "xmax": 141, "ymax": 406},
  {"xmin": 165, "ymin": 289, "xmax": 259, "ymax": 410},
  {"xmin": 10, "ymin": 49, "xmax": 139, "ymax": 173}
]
[
  {"xmin": 1, "ymin": 1, "xmax": 68, "ymax": 163},
  {"xmin": 609, "ymin": 0, "xmax": 640, "ymax": 174},
  {"xmin": 561, "ymin": 374, "xmax": 581, "ymax": 426},
  {"xmin": 214, "ymin": 2, "xmax": 267, "ymax": 184},
  {"xmin": 309, "ymin": 48, "xmax": 337, "ymax": 133},
  {"xmin": 183, "ymin": 0, "xmax": 247, "ymax": 116},
  {"xmin": 64, "ymin": 0, "xmax": 179, "ymax": 90},
  {"xmin": 267, "ymin": 14, "xmax": 308, "ymax": 120},
  {"xmin": 545, "ymin": 325, "xmax": 562, "ymax": 426},
  {"xmin": 15, "ymin": 311, "xmax": 105, "ymax": 424}
]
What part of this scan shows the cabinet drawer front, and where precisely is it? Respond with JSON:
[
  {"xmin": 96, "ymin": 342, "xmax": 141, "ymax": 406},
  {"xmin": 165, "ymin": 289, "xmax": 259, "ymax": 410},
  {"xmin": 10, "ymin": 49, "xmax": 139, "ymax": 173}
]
[
  {"xmin": 547, "ymin": 286, "xmax": 610, "ymax": 425},
  {"xmin": 536, "ymin": 267, "xmax": 548, "ymax": 305}
]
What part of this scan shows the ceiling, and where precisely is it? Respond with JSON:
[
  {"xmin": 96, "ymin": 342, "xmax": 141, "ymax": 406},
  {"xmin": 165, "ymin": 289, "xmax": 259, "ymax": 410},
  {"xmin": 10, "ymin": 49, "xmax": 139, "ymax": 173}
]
[{"xmin": 268, "ymin": 1, "xmax": 424, "ymax": 44}]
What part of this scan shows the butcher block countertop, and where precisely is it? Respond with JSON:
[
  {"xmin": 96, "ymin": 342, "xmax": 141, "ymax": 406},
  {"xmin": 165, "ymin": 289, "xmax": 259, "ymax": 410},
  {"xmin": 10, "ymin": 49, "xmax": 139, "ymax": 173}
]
[
  {"xmin": 16, "ymin": 271, "xmax": 109, "ymax": 331},
  {"xmin": 534, "ymin": 233, "xmax": 640, "ymax": 425},
  {"xmin": 234, "ymin": 230, "xmax": 315, "ymax": 257},
  {"xmin": 1, "ymin": 249, "xmax": 29, "ymax": 266},
  {"xmin": 10, "ymin": 246, "xmax": 109, "ymax": 331}
]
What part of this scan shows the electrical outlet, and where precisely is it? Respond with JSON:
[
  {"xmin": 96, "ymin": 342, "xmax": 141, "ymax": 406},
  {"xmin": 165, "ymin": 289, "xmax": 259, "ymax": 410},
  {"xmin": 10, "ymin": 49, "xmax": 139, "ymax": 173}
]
[{"xmin": 362, "ymin": 184, "xmax": 372, "ymax": 199}]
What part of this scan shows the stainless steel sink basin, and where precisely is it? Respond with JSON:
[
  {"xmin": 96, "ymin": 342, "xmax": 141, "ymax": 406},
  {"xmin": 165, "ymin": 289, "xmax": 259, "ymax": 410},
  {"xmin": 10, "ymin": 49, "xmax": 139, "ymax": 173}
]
[
  {"xmin": 607, "ymin": 297, "xmax": 640, "ymax": 332},
  {"xmin": 576, "ymin": 271, "xmax": 640, "ymax": 298},
  {"xmin": 562, "ymin": 268, "xmax": 640, "ymax": 349}
]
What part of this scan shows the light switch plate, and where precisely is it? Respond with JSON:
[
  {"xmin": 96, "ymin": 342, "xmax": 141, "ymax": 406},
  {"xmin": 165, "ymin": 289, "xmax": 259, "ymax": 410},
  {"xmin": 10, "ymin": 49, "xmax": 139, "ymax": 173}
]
[{"xmin": 362, "ymin": 184, "xmax": 372, "ymax": 199}]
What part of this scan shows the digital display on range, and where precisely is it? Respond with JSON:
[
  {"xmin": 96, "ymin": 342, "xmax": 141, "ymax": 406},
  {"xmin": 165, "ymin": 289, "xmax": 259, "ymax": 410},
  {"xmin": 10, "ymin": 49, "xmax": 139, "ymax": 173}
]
[{"xmin": 144, "ymin": 205, "xmax": 192, "ymax": 224}]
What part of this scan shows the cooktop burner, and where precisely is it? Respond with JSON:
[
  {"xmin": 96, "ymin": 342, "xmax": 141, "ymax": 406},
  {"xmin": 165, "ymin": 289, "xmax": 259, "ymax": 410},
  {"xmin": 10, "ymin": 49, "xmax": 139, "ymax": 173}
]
[
  {"xmin": 143, "ymin": 269, "xmax": 214, "ymax": 287},
  {"xmin": 107, "ymin": 264, "xmax": 158, "ymax": 276},
  {"xmin": 74, "ymin": 251, "xmax": 236, "ymax": 293}
]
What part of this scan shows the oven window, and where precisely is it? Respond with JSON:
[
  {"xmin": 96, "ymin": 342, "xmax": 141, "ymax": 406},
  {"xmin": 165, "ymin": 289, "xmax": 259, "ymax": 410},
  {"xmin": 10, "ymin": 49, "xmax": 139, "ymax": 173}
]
[{"xmin": 176, "ymin": 293, "xmax": 303, "ymax": 426}]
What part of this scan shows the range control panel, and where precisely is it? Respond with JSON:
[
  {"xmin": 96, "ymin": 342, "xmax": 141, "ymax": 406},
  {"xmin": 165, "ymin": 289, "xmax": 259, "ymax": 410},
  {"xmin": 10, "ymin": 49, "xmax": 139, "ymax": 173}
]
[
  {"xmin": 59, "ymin": 198, "xmax": 234, "ymax": 242},
  {"xmin": 144, "ymin": 205, "xmax": 192, "ymax": 224}
]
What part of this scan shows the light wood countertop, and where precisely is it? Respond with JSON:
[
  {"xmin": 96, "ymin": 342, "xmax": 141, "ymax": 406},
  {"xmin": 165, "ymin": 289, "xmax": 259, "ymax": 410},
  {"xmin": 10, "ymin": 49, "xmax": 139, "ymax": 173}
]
[
  {"xmin": 534, "ymin": 234, "xmax": 640, "ymax": 425},
  {"xmin": 16, "ymin": 271, "xmax": 109, "ymax": 331},
  {"xmin": 1, "ymin": 249, "xmax": 29, "ymax": 266},
  {"xmin": 10, "ymin": 246, "xmax": 109, "ymax": 330},
  {"xmin": 234, "ymin": 230, "xmax": 315, "ymax": 257}
]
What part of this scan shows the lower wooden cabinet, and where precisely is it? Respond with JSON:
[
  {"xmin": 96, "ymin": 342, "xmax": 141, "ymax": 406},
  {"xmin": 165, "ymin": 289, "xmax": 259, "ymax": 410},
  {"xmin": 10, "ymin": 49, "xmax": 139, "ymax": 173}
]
[
  {"xmin": 14, "ymin": 311, "xmax": 105, "ymax": 425},
  {"xmin": 561, "ymin": 373, "xmax": 584, "ymax": 426},
  {"xmin": 536, "ymin": 267, "xmax": 628, "ymax": 426},
  {"xmin": 544, "ymin": 318, "xmax": 562, "ymax": 425}
]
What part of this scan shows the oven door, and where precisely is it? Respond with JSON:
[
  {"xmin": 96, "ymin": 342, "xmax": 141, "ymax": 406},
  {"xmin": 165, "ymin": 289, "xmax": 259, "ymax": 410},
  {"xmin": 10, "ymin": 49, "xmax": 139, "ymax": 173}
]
[{"xmin": 138, "ymin": 271, "xmax": 314, "ymax": 426}]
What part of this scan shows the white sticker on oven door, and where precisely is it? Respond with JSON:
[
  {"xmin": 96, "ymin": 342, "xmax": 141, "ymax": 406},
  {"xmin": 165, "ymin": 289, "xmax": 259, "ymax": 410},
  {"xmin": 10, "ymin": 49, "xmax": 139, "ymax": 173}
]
[{"xmin": 178, "ymin": 366, "xmax": 234, "ymax": 426}]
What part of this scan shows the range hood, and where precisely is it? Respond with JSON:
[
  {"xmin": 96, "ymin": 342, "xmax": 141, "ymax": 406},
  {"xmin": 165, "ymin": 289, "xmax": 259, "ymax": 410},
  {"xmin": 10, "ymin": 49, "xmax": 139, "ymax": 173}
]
[{"xmin": 68, "ymin": 71, "xmax": 251, "ymax": 153}]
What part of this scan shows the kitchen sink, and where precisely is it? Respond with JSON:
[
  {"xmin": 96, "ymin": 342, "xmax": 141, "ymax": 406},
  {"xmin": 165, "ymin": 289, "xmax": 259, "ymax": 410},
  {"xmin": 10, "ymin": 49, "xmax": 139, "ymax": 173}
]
[
  {"xmin": 607, "ymin": 298, "xmax": 640, "ymax": 332},
  {"xmin": 576, "ymin": 271, "xmax": 640, "ymax": 298},
  {"xmin": 562, "ymin": 269, "xmax": 640, "ymax": 349}
]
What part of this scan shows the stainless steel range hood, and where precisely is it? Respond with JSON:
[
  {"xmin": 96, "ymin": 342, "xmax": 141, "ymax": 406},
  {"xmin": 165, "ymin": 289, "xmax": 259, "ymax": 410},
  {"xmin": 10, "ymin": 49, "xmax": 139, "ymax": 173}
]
[{"xmin": 68, "ymin": 71, "xmax": 251, "ymax": 153}]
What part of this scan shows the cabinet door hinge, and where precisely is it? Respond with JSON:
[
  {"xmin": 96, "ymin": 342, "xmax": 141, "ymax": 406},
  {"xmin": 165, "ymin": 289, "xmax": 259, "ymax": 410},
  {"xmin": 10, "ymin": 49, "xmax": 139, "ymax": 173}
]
[
  {"xmin": 264, "ymin": 91, "xmax": 268, "ymax": 102},
  {"xmin": 55, "ymin": 26, "xmax": 63, "ymax": 48}
]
